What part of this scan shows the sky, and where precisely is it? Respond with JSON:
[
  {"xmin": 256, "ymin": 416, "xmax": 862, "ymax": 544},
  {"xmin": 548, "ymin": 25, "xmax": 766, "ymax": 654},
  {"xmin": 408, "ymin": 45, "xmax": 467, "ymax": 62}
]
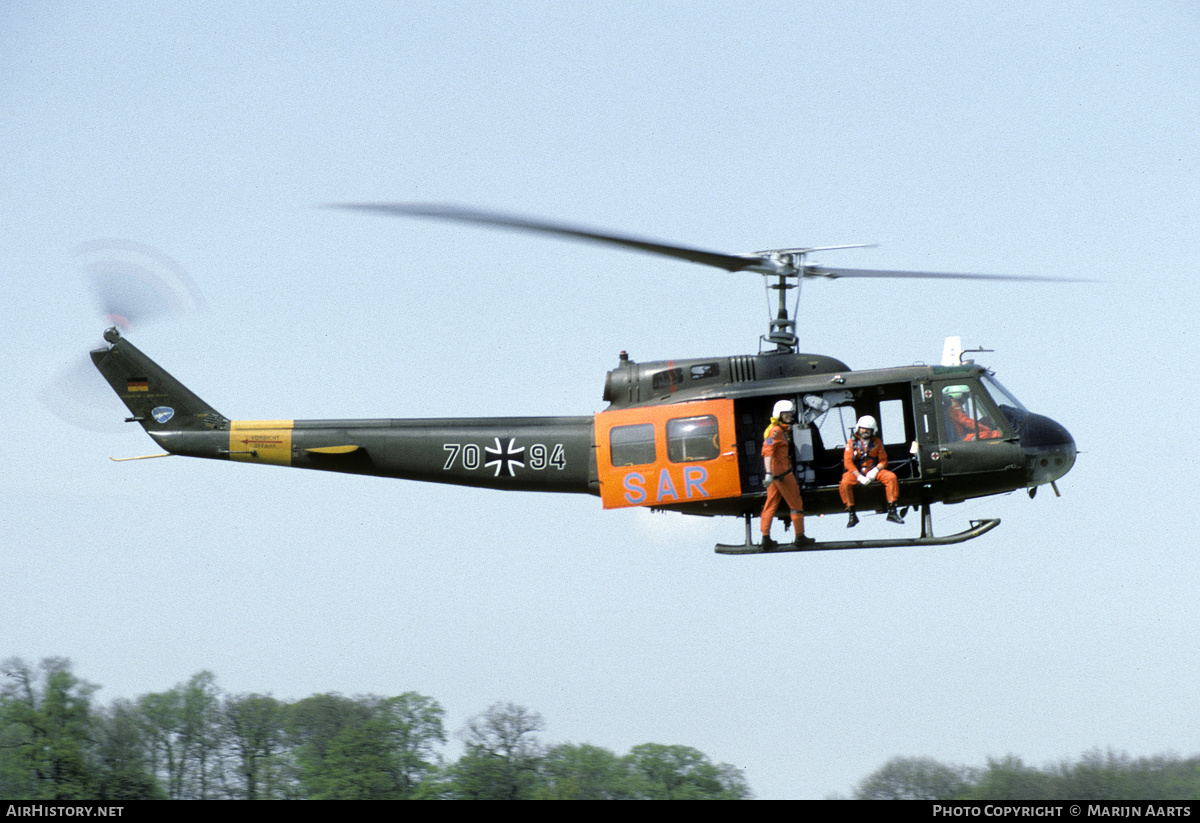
[{"xmin": 2, "ymin": 0, "xmax": 1198, "ymax": 800}]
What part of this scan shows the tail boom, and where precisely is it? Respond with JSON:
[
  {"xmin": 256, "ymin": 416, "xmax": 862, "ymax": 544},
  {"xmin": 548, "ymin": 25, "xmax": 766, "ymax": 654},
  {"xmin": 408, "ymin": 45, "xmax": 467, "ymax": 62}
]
[{"xmin": 91, "ymin": 329, "xmax": 597, "ymax": 495}]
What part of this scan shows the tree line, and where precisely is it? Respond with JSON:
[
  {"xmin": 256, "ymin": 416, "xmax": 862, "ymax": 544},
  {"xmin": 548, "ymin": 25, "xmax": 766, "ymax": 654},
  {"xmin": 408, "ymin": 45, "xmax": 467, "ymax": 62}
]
[
  {"xmin": 854, "ymin": 753, "xmax": 1200, "ymax": 800},
  {"xmin": 0, "ymin": 657, "xmax": 751, "ymax": 800}
]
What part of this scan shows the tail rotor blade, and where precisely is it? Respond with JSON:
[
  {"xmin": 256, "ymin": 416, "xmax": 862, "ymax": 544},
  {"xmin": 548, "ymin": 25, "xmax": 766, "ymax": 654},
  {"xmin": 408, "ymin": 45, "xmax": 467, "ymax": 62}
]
[
  {"xmin": 77, "ymin": 239, "xmax": 207, "ymax": 328},
  {"xmin": 41, "ymin": 241, "xmax": 208, "ymax": 431}
]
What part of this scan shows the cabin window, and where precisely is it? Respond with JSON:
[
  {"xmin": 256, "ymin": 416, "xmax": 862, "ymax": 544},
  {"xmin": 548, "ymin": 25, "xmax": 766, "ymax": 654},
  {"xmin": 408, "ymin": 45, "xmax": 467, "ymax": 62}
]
[
  {"xmin": 878, "ymin": 398, "xmax": 907, "ymax": 446},
  {"xmin": 651, "ymin": 368, "xmax": 683, "ymax": 392},
  {"xmin": 690, "ymin": 363, "xmax": 719, "ymax": 380},
  {"xmin": 812, "ymin": 402, "xmax": 856, "ymax": 452},
  {"xmin": 667, "ymin": 415, "xmax": 719, "ymax": 462},
  {"xmin": 610, "ymin": 423, "xmax": 656, "ymax": 466}
]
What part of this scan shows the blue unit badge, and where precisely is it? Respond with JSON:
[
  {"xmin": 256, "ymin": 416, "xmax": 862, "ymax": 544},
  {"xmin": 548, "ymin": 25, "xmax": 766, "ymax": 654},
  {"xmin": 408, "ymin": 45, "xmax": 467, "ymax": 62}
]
[{"xmin": 152, "ymin": 406, "xmax": 175, "ymax": 424}]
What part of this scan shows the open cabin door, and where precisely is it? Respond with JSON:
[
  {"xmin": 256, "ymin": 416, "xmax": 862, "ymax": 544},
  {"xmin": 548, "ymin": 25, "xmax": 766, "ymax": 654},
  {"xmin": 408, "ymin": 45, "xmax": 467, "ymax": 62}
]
[
  {"xmin": 594, "ymin": 399, "xmax": 742, "ymax": 509},
  {"xmin": 727, "ymin": 384, "xmax": 924, "ymax": 514}
]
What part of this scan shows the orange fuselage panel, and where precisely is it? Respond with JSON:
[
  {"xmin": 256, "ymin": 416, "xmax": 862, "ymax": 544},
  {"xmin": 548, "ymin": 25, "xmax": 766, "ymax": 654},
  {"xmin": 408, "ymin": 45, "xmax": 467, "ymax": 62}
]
[{"xmin": 594, "ymin": 399, "xmax": 742, "ymax": 509}]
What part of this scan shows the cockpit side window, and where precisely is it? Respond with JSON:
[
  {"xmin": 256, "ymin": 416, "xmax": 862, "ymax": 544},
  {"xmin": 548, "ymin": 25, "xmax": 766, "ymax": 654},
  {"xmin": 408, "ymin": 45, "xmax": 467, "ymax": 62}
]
[{"xmin": 941, "ymin": 384, "xmax": 1004, "ymax": 441}]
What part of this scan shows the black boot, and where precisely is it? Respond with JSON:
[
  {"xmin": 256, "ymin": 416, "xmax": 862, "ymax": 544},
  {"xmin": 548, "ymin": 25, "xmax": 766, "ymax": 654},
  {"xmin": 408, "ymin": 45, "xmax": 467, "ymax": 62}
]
[
  {"xmin": 887, "ymin": 504, "xmax": 904, "ymax": 524},
  {"xmin": 846, "ymin": 509, "xmax": 859, "ymax": 528},
  {"xmin": 761, "ymin": 534, "xmax": 779, "ymax": 550}
]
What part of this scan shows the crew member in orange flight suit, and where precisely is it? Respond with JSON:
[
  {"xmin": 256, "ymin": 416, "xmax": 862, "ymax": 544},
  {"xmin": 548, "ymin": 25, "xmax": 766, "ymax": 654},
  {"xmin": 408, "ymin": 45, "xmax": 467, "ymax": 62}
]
[
  {"xmin": 945, "ymin": 387, "xmax": 1000, "ymax": 441},
  {"xmin": 760, "ymin": 399, "xmax": 815, "ymax": 549},
  {"xmin": 840, "ymin": 415, "xmax": 904, "ymax": 527}
]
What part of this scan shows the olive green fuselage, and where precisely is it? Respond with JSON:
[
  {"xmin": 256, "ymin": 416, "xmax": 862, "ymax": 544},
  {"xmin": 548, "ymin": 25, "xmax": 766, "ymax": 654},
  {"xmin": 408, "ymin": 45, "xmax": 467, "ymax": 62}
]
[
  {"xmin": 91, "ymin": 329, "xmax": 1077, "ymax": 520},
  {"xmin": 155, "ymin": 417, "xmax": 597, "ymax": 493}
]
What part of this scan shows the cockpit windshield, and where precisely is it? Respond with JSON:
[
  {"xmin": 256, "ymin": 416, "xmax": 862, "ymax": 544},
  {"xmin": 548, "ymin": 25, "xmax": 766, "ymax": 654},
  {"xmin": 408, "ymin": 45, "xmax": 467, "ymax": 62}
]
[
  {"xmin": 980, "ymin": 373, "xmax": 1029, "ymax": 430},
  {"xmin": 980, "ymin": 373, "xmax": 1027, "ymax": 412}
]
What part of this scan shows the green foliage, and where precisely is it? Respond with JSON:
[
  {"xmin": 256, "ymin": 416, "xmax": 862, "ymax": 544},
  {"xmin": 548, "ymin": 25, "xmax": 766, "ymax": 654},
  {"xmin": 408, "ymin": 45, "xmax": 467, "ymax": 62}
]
[
  {"xmin": 1, "ymin": 661, "xmax": 751, "ymax": 800},
  {"xmin": 0, "ymin": 657, "xmax": 98, "ymax": 800},
  {"xmin": 858, "ymin": 751, "xmax": 1200, "ymax": 801},
  {"xmin": 1054, "ymin": 750, "xmax": 1200, "ymax": 800},
  {"xmin": 538, "ymin": 742, "xmax": 634, "ymax": 799},
  {"xmin": 450, "ymin": 702, "xmax": 545, "ymax": 800},
  {"xmin": 962, "ymin": 750, "xmax": 1200, "ymax": 801},
  {"xmin": 623, "ymin": 742, "xmax": 752, "ymax": 800},
  {"xmin": 222, "ymin": 693, "xmax": 289, "ymax": 800},
  {"xmin": 378, "ymin": 692, "xmax": 448, "ymax": 796},
  {"xmin": 534, "ymin": 740, "xmax": 751, "ymax": 799},
  {"xmin": 136, "ymin": 671, "xmax": 222, "ymax": 799},
  {"xmin": 965, "ymin": 755, "xmax": 1065, "ymax": 800},
  {"xmin": 288, "ymin": 692, "xmax": 446, "ymax": 799},
  {"xmin": 92, "ymin": 700, "xmax": 166, "ymax": 800},
  {"xmin": 854, "ymin": 756, "xmax": 973, "ymax": 800},
  {"xmin": 15, "ymin": 656, "xmax": 1200, "ymax": 802}
]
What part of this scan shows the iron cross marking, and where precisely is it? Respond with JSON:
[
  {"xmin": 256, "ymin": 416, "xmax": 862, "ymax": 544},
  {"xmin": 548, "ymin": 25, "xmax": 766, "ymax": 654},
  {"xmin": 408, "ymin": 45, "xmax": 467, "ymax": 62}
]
[{"xmin": 485, "ymin": 437, "xmax": 525, "ymax": 477}]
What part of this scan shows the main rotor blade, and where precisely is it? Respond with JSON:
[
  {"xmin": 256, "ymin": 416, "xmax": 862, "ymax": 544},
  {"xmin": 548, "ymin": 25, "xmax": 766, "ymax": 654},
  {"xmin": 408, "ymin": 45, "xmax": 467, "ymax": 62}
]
[
  {"xmin": 328, "ymin": 202, "xmax": 765, "ymax": 273},
  {"xmin": 805, "ymin": 266, "xmax": 1085, "ymax": 283},
  {"xmin": 331, "ymin": 203, "xmax": 1085, "ymax": 283}
]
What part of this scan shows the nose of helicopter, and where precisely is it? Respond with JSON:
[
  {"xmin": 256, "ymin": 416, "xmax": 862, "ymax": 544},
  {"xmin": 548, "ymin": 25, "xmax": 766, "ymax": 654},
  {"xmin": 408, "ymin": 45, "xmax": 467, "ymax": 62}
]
[{"xmin": 1020, "ymin": 412, "xmax": 1076, "ymax": 487}]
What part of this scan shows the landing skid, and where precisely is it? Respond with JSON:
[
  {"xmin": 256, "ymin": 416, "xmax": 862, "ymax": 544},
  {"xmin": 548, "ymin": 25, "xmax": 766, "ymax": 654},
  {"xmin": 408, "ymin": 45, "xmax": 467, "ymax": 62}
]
[{"xmin": 715, "ymin": 504, "xmax": 1000, "ymax": 555}]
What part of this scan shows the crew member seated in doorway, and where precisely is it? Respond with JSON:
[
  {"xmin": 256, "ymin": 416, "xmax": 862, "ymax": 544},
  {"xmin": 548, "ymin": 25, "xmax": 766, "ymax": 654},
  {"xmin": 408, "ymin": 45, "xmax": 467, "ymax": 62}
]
[
  {"xmin": 840, "ymin": 415, "xmax": 903, "ymax": 527},
  {"xmin": 760, "ymin": 400, "xmax": 815, "ymax": 549}
]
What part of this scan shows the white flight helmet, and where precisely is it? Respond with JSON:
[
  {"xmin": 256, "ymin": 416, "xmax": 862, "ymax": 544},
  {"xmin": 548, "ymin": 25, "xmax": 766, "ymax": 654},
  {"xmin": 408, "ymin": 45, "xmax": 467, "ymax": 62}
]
[
  {"xmin": 772, "ymin": 399, "xmax": 796, "ymax": 419},
  {"xmin": 856, "ymin": 415, "xmax": 877, "ymax": 435}
]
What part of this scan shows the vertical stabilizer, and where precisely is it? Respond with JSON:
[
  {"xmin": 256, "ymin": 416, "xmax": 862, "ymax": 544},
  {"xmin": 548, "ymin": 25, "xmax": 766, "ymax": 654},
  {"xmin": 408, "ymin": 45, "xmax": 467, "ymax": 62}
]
[{"xmin": 89, "ymin": 327, "xmax": 228, "ymax": 435}]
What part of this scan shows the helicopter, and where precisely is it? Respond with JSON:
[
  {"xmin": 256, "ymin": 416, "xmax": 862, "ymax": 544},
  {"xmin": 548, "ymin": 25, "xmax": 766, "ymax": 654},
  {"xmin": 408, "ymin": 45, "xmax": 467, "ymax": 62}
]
[{"xmin": 89, "ymin": 204, "xmax": 1077, "ymax": 554}]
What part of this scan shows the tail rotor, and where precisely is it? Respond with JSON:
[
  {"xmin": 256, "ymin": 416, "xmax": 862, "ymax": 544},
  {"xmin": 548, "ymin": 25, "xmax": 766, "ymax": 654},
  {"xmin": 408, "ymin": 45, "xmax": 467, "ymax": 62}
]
[{"xmin": 40, "ymin": 240, "xmax": 207, "ymax": 430}]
